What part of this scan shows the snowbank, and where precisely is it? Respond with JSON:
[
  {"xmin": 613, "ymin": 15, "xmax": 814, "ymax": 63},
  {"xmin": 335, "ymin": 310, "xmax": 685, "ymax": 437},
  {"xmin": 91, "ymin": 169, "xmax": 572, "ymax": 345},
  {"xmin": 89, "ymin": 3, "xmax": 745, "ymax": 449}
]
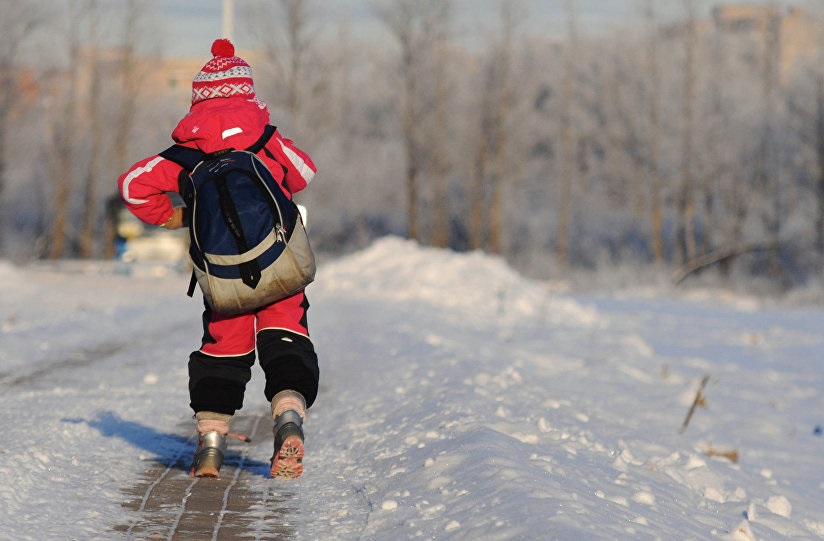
[{"xmin": 0, "ymin": 238, "xmax": 822, "ymax": 540}]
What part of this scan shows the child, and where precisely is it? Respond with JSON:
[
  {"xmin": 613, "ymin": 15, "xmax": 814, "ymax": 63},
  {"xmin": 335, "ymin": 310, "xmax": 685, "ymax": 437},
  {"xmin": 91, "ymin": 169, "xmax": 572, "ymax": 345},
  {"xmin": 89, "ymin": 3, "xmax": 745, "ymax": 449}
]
[{"xmin": 118, "ymin": 39, "xmax": 319, "ymax": 480}]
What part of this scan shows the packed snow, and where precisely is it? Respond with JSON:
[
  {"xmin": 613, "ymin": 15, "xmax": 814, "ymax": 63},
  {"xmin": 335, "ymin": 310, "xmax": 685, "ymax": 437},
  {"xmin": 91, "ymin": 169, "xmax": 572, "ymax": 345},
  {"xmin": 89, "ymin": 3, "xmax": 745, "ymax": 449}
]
[{"xmin": 1, "ymin": 237, "xmax": 823, "ymax": 540}]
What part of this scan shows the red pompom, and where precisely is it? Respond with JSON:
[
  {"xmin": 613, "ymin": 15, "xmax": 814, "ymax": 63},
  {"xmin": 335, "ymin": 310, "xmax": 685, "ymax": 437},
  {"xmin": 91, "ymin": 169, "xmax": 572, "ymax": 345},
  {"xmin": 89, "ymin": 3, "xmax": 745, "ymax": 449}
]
[{"xmin": 211, "ymin": 39, "xmax": 235, "ymax": 57}]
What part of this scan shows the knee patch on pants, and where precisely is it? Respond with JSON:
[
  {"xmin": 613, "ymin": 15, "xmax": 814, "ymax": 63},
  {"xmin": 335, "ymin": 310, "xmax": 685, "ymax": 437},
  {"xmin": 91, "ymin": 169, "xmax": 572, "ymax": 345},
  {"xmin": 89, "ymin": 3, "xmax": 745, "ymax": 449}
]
[
  {"xmin": 189, "ymin": 351, "xmax": 255, "ymax": 415},
  {"xmin": 257, "ymin": 329, "xmax": 320, "ymax": 408}
]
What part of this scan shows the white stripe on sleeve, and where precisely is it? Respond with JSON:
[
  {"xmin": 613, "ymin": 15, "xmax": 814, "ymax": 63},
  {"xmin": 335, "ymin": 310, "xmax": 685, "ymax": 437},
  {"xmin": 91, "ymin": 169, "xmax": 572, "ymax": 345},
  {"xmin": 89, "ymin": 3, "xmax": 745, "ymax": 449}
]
[
  {"xmin": 122, "ymin": 156, "xmax": 165, "ymax": 204},
  {"xmin": 278, "ymin": 140, "xmax": 315, "ymax": 184}
]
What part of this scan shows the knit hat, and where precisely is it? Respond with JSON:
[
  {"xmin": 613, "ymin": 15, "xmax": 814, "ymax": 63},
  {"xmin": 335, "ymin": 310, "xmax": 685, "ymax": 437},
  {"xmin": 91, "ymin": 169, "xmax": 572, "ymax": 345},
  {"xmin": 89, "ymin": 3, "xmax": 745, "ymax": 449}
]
[{"xmin": 191, "ymin": 39, "xmax": 255, "ymax": 105}]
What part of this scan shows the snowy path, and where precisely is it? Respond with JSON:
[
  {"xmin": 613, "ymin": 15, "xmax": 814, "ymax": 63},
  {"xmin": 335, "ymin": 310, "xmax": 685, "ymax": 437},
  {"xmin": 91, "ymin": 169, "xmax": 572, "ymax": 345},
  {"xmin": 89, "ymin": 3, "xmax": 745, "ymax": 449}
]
[
  {"xmin": 117, "ymin": 415, "xmax": 294, "ymax": 539},
  {"xmin": 1, "ymin": 238, "xmax": 823, "ymax": 540}
]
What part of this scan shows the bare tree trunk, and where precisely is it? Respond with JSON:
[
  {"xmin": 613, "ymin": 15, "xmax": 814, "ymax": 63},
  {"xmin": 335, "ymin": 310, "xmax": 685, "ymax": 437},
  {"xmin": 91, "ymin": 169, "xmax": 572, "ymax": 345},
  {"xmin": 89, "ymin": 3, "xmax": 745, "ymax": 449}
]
[
  {"xmin": 469, "ymin": 93, "xmax": 490, "ymax": 250},
  {"xmin": 678, "ymin": 0, "xmax": 698, "ymax": 265},
  {"xmin": 401, "ymin": 38, "xmax": 421, "ymax": 241},
  {"xmin": 80, "ymin": 0, "xmax": 101, "ymax": 259},
  {"xmin": 106, "ymin": 0, "xmax": 146, "ymax": 259},
  {"xmin": 280, "ymin": 0, "xmax": 309, "ymax": 120},
  {"xmin": 113, "ymin": 0, "xmax": 143, "ymax": 174},
  {"xmin": 469, "ymin": 0, "xmax": 518, "ymax": 253},
  {"xmin": 248, "ymin": 0, "xmax": 313, "ymax": 128},
  {"xmin": 816, "ymin": 76, "xmax": 824, "ymax": 255},
  {"xmin": 761, "ymin": 9, "xmax": 781, "ymax": 277},
  {"xmin": 702, "ymin": 22, "xmax": 726, "ymax": 259},
  {"xmin": 645, "ymin": 0, "xmax": 664, "ymax": 266},
  {"xmin": 49, "ymin": 4, "xmax": 84, "ymax": 259},
  {"xmin": 376, "ymin": 0, "xmax": 450, "ymax": 242},
  {"xmin": 0, "ymin": 67, "xmax": 14, "ymax": 254},
  {"xmin": 557, "ymin": 0, "xmax": 578, "ymax": 267},
  {"xmin": 487, "ymin": 0, "xmax": 517, "ymax": 255},
  {"xmin": 429, "ymin": 19, "xmax": 452, "ymax": 249},
  {"xmin": 0, "ymin": 4, "xmax": 40, "ymax": 256}
]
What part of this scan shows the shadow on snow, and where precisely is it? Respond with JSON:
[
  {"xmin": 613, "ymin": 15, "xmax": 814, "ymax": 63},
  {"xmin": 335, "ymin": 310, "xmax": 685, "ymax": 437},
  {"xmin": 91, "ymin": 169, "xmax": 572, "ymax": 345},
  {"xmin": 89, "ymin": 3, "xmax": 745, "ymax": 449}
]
[{"xmin": 63, "ymin": 411, "xmax": 272, "ymax": 477}]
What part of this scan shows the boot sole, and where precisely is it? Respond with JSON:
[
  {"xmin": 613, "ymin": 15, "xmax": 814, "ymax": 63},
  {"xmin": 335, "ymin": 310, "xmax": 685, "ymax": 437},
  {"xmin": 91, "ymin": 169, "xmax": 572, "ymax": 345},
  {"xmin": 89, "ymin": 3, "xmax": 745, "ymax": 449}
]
[
  {"xmin": 270, "ymin": 435, "xmax": 304, "ymax": 480},
  {"xmin": 191, "ymin": 464, "xmax": 221, "ymax": 478}
]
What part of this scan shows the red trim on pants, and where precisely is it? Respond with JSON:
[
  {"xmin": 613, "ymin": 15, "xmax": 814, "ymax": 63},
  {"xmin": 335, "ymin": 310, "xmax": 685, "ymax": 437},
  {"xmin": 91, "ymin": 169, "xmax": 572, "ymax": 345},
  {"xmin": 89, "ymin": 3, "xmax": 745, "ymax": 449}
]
[{"xmin": 200, "ymin": 292, "xmax": 309, "ymax": 357}]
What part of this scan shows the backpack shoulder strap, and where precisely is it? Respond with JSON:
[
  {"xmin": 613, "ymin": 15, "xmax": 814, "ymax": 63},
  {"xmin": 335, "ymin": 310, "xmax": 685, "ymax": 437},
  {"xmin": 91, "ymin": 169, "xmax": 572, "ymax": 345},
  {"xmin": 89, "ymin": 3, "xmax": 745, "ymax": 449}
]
[
  {"xmin": 159, "ymin": 145, "xmax": 207, "ymax": 172},
  {"xmin": 246, "ymin": 125, "xmax": 276, "ymax": 154},
  {"xmin": 248, "ymin": 125, "xmax": 293, "ymax": 194}
]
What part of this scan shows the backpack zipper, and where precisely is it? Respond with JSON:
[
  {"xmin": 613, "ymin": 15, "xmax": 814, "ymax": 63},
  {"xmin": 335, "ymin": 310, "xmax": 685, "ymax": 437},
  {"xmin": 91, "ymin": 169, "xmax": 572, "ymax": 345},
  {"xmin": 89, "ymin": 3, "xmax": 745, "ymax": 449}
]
[{"xmin": 275, "ymin": 223, "xmax": 287, "ymax": 243}]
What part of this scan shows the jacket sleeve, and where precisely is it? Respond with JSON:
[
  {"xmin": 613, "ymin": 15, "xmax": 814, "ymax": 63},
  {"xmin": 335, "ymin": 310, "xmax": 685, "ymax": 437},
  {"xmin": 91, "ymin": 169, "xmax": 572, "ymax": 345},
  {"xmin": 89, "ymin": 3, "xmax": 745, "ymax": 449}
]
[
  {"xmin": 118, "ymin": 155, "xmax": 184, "ymax": 226},
  {"xmin": 264, "ymin": 130, "xmax": 317, "ymax": 195}
]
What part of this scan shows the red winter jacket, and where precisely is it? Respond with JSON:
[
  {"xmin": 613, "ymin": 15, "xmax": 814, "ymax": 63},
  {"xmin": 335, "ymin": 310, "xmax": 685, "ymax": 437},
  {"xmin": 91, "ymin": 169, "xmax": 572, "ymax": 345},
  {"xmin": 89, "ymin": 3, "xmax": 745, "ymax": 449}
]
[{"xmin": 118, "ymin": 96, "xmax": 316, "ymax": 227}]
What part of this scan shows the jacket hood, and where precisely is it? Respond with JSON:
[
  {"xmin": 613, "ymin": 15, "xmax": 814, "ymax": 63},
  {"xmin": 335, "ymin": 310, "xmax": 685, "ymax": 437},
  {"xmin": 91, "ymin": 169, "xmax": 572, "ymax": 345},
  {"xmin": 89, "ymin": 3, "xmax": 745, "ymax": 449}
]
[{"xmin": 171, "ymin": 96, "xmax": 271, "ymax": 154}]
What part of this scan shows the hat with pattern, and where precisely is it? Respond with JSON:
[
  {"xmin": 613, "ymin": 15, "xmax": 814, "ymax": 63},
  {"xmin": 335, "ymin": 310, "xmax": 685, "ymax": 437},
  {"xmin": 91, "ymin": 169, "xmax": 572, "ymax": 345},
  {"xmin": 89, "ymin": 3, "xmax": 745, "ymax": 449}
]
[{"xmin": 191, "ymin": 39, "xmax": 255, "ymax": 105}]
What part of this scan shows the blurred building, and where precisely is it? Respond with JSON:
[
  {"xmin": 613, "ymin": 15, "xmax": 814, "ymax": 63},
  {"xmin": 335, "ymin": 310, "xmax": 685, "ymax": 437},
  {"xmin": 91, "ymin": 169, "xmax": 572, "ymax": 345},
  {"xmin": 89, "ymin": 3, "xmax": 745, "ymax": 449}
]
[
  {"xmin": 711, "ymin": 4, "xmax": 819, "ymax": 81},
  {"xmin": 658, "ymin": 4, "xmax": 819, "ymax": 83}
]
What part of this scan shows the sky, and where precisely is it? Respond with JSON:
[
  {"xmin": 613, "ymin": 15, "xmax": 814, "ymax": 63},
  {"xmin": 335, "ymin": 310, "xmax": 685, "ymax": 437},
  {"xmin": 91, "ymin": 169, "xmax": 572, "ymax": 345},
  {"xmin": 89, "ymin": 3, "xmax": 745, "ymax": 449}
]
[{"xmin": 147, "ymin": 0, "xmax": 819, "ymax": 58}]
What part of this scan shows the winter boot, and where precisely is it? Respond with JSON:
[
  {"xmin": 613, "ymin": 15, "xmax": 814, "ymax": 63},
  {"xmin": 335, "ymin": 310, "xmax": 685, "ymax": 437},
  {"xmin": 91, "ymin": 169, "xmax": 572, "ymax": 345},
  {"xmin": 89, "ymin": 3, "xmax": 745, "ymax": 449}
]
[
  {"xmin": 191, "ymin": 412, "xmax": 231, "ymax": 477},
  {"xmin": 270, "ymin": 390, "xmax": 306, "ymax": 480}
]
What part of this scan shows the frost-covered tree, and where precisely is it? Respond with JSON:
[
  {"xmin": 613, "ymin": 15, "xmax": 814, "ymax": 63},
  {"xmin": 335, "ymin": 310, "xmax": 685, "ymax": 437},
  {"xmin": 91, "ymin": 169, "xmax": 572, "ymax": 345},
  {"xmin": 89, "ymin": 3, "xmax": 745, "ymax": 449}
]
[{"xmin": 0, "ymin": 1, "xmax": 42, "ymax": 257}]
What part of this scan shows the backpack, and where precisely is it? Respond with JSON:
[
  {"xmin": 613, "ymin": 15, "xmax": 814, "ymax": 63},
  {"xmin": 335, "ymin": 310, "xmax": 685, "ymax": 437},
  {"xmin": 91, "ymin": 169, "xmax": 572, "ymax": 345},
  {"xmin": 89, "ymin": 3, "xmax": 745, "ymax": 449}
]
[{"xmin": 159, "ymin": 125, "xmax": 316, "ymax": 315}]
